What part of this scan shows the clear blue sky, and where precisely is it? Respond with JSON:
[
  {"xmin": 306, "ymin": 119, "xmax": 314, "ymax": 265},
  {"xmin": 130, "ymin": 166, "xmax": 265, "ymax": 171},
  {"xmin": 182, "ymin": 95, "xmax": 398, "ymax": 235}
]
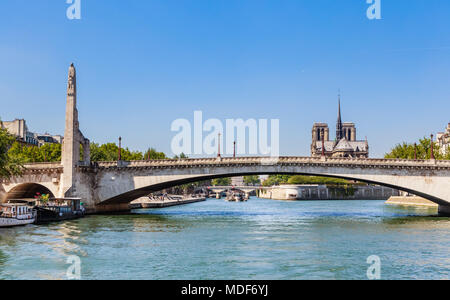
[{"xmin": 1, "ymin": 0, "xmax": 449, "ymax": 157}]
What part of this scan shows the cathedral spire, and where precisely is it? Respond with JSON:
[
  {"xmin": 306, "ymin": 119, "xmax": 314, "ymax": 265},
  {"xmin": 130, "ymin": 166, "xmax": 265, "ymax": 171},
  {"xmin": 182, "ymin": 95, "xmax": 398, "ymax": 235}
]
[{"xmin": 336, "ymin": 91, "xmax": 343, "ymax": 141}]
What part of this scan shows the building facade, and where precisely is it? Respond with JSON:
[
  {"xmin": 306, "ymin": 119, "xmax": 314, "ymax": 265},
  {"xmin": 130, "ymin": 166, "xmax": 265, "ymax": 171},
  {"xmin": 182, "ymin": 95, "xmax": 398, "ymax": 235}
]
[
  {"xmin": 36, "ymin": 134, "xmax": 64, "ymax": 146},
  {"xmin": 0, "ymin": 119, "xmax": 62, "ymax": 147},
  {"xmin": 0, "ymin": 119, "xmax": 39, "ymax": 146},
  {"xmin": 311, "ymin": 97, "xmax": 369, "ymax": 158},
  {"xmin": 437, "ymin": 123, "xmax": 450, "ymax": 155}
]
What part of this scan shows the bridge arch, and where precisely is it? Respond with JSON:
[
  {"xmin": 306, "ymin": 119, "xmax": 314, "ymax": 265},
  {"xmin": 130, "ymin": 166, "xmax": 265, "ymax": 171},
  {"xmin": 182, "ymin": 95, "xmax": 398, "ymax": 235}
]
[
  {"xmin": 97, "ymin": 170, "xmax": 447, "ymax": 207},
  {"xmin": 4, "ymin": 183, "xmax": 56, "ymax": 202}
]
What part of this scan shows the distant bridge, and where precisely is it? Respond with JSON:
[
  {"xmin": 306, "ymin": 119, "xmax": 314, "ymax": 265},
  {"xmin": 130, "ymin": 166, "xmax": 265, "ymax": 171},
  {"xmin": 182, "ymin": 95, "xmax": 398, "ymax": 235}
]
[
  {"xmin": 2, "ymin": 64, "xmax": 450, "ymax": 215},
  {"xmin": 207, "ymin": 186, "xmax": 260, "ymax": 195}
]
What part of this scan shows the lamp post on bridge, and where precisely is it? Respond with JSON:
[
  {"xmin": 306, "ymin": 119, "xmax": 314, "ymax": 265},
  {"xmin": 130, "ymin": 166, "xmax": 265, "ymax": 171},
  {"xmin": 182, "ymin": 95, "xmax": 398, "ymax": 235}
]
[
  {"xmin": 118, "ymin": 137, "xmax": 122, "ymax": 161},
  {"xmin": 233, "ymin": 141, "xmax": 236, "ymax": 158}
]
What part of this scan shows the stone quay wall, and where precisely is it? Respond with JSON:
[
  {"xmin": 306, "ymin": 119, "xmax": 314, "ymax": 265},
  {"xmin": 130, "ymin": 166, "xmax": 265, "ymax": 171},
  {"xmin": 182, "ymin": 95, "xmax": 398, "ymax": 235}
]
[{"xmin": 259, "ymin": 184, "xmax": 400, "ymax": 201}]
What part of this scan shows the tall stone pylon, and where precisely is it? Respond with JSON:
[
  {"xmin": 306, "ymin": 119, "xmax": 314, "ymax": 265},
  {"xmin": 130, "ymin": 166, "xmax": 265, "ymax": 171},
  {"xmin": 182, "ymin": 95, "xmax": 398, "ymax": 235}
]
[{"xmin": 61, "ymin": 63, "xmax": 80, "ymax": 197}]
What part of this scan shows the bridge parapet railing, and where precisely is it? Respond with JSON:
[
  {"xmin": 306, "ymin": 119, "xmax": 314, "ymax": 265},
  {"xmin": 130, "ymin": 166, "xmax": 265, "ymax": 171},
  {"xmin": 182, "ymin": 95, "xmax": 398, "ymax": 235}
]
[
  {"xmin": 94, "ymin": 156, "xmax": 450, "ymax": 169},
  {"xmin": 23, "ymin": 162, "xmax": 63, "ymax": 169}
]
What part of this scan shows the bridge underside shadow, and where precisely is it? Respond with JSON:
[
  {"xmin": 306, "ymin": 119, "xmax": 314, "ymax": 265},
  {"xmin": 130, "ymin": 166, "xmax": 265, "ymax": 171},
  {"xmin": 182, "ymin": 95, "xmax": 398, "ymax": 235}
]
[
  {"xmin": 98, "ymin": 172, "xmax": 449, "ymax": 208},
  {"xmin": 4, "ymin": 183, "xmax": 56, "ymax": 202}
]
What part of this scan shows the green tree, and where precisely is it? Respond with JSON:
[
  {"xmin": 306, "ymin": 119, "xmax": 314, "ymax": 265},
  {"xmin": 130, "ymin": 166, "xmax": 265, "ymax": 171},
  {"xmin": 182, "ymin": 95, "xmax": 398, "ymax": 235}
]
[
  {"xmin": 8, "ymin": 142, "xmax": 61, "ymax": 163},
  {"xmin": 287, "ymin": 175, "xmax": 350, "ymax": 185},
  {"xmin": 39, "ymin": 143, "xmax": 62, "ymax": 162},
  {"xmin": 385, "ymin": 137, "xmax": 443, "ymax": 160},
  {"xmin": 262, "ymin": 175, "xmax": 291, "ymax": 186},
  {"xmin": 144, "ymin": 148, "xmax": 167, "ymax": 160},
  {"xmin": 90, "ymin": 142, "xmax": 144, "ymax": 161},
  {"xmin": 211, "ymin": 177, "xmax": 231, "ymax": 186},
  {"xmin": 0, "ymin": 128, "xmax": 23, "ymax": 179},
  {"xmin": 173, "ymin": 153, "xmax": 188, "ymax": 159},
  {"xmin": 244, "ymin": 175, "xmax": 260, "ymax": 186},
  {"xmin": 5, "ymin": 139, "xmax": 168, "ymax": 164}
]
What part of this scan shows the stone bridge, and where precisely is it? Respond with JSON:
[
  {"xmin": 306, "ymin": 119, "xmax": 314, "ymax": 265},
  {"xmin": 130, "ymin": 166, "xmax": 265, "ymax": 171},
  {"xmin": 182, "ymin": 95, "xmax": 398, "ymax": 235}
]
[
  {"xmin": 2, "ymin": 64, "xmax": 450, "ymax": 214},
  {"xmin": 2, "ymin": 156, "xmax": 450, "ymax": 214},
  {"xmin": 208, "ymin": 185, "xmax": 260, "ymax": 196}
]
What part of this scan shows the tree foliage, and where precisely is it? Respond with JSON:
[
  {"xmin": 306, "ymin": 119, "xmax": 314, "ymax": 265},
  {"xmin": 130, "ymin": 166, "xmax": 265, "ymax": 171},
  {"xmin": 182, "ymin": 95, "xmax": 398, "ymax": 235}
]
[
  {"xmin": 287, "ymin": 175, "xmax": 350, "ymax": 185},
  {"xmin": 262, "ymin": 175, "xmax": 291, "ymax": 186},
  {"xmin": 244, "ymin": 175, "xmax": 260, "ymax": 185},
  {"xmin": 173, "ymin": 153, "xmax": 188, "ymax": 159},
  {"xmin": 211, "ymin": 177, "xmax": 231, "ymax": 186},
  {"xmin": 8, "ymin": 140, "xmax": 169, "ymax": 163},
  {"xmin": 385, "ymin": 137, "xmax": 450, "ymax": 160},
  {"xmin": 8, "ymin": 142, "xmax": 62, "ymax": 163},
  {"xmin": 0, "ymin": 128, "xmax": 23, "ymax": 179},
  {"xmin": 262, "ymin": 174, "xmax": 351, "ymax": 186},
  {"xmin": 144, "ymin": 148, "xmax": 167, "ymax": 160},
  {"xmin": 89, "ymin": 143, "xmax": 144, "ymax": 161}
]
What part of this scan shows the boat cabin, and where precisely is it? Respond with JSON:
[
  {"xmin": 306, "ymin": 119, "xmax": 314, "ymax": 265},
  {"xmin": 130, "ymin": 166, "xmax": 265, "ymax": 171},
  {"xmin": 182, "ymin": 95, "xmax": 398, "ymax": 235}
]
[
  {"xmin": 1, "ymin": 201, "xmax": 35, "ymax": 220},
  {"xmin": 33, "ymin": 198, "xmax": 84, "ymax": 224}
]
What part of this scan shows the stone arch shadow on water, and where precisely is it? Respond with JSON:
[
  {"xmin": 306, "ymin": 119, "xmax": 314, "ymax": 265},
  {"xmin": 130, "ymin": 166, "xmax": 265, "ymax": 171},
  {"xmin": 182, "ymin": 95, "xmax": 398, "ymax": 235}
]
[
  {"xmin": 4, "ymin": 183, "xmax": 56, "ymax": 202},
  {"xmin": 98, "ymin": 172, "xmax": 447, "ymax": 207}
]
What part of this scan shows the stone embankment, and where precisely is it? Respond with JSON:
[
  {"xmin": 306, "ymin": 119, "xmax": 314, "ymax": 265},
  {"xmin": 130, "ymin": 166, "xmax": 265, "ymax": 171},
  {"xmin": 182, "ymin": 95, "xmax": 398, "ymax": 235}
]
[
  {"xmin": 385, "ymin": 196, "xmax": 438, "ymax": 208},
  {"xmin": 259, "ymin": 185, "xmax": 399, "ymax": 201}
]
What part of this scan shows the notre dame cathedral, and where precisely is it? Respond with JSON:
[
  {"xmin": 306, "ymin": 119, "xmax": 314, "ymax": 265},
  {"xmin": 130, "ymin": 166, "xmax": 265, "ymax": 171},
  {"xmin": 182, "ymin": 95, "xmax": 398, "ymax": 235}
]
[{"xmin": 311, "ymin": 97, "xmax": 369, "ymax": 158}]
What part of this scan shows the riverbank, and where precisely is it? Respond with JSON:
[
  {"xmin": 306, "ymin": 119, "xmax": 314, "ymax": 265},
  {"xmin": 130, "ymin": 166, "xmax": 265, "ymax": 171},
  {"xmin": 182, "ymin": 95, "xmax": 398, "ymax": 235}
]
[
  {"xmin": 130, "ymin": 197, "xmax": 206, "ymax": 209},
  {"xmin": 259, "ymin": 184, "xmax": 399, "ymax": 201},
  {"xmin": 385, "ymin": 196, "xmax": 438, "ymax": 208}
]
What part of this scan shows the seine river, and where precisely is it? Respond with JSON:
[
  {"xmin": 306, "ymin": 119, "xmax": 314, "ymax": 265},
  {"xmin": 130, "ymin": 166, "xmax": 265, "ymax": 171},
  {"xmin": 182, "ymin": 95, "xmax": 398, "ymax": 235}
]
[{"xmin": 0, "ymin": 198, "xmax": 449, "ymax": 280}]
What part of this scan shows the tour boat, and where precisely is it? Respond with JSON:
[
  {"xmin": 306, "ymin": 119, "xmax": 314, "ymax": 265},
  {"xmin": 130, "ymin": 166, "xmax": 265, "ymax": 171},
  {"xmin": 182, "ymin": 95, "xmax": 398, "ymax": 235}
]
[{"xmin": 0, "ymin": 201, "xmax": 36, "ymax": 228}]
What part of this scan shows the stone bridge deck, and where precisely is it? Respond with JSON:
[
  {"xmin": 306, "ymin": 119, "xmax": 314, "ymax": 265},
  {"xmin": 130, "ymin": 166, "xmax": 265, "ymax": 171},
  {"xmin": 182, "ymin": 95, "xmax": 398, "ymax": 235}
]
[
  {"xmin": 3, "ymin": 157, "xmax": 450, "ymax": 214},
  {"xmin": 86, "ymin": 157, "xmax": 450, "ymax": 170}
]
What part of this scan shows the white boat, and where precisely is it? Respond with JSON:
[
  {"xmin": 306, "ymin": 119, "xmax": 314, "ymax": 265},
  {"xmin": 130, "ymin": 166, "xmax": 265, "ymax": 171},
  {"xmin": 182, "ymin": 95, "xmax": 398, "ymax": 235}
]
[{"xmin": 0, "ymin": 202, "xmax": 36, "ymax": 228}]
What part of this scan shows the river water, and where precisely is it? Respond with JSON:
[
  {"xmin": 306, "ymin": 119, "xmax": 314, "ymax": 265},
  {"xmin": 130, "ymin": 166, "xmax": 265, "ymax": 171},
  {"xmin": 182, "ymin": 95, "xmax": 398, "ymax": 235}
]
[{"xmin": 0, "ymin": 198, "xmax": 449, "ymax": 280}]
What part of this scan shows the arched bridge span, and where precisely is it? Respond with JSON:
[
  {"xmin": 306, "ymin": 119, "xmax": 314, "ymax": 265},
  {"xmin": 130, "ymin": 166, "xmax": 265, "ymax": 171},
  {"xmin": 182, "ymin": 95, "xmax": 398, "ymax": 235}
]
[
  {"xmin": 90, "ymin": 157, "xmax": 450, "ymax": 213},
  {"xmin": 2, "ymin": 157, "xmax": 450, "ymax": 214}
]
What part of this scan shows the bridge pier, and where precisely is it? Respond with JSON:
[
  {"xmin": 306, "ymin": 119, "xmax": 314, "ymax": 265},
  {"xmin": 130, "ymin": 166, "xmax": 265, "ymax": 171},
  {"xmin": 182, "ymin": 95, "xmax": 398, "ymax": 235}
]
[
  {"xmin": 438, "ymin": 205, "xmax": 450, "ymax": 216},
  {"xmin": 87, "ymin": 203, "xmax": 131, "ymax": 215}
]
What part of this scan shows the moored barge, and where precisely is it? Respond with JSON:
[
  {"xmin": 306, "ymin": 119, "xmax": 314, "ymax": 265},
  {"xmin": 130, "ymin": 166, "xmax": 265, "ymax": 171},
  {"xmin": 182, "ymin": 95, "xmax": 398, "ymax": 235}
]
[{"xmin": 0, "ymin": 201, "xmax": 36, "ymax": 228}]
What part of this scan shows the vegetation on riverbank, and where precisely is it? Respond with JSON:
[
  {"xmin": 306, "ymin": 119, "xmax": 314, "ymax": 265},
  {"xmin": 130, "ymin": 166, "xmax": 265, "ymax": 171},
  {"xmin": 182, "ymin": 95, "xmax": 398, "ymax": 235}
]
[
  {"xmin": 384, "ymin": 137, "xmax": 450, "ymax": 160},
  {"xmin": 6, "ymin": 141, "xmax": 169, "ymax": 163},
  {"xmin": 262, "ymin": 175, "xmax": 353, "ymax": 187},
  {"xmin": 0, "ymin": 128, "xmax": 23, "ymax": 178},
  {"xmin": 211, "ymin": 178, "xmax": 231, "ymax": 186}
]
